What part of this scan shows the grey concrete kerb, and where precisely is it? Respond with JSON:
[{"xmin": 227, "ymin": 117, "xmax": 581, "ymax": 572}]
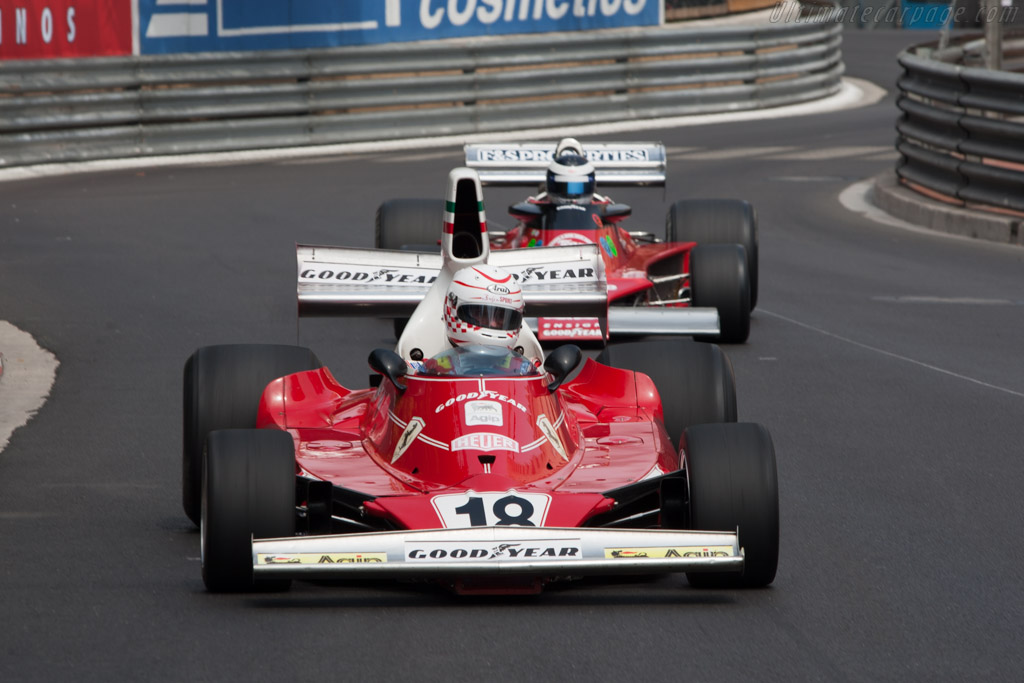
[
  {"xmin": 872, "ymin": 171, "xmax": 1023, "ymax": 247},
  {"xmin": 0, "ymin": 322, "xmax": 60, "ymax": 453}
]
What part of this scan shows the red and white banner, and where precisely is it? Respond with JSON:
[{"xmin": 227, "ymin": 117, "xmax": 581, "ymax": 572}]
[{"xmin": 0, "ymin": 1, "xmax": 133, "ymax": 59}]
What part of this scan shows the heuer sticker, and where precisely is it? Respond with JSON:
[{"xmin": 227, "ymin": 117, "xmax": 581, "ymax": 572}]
[
  {"xmin": 406, "ymin": 539, "xmax": 581, "ymax": 562},
  {"xmin": 257, "ymin": 553, "xmax": 387, "ymax": 565},
  {"xmin": 451, "ymin": 433, "xmax": 519, "ymax": 453},
  {"xmin": 548, "ymin": 232, "xmax": 594, "ymax": 246},
  {"xmin": 465, "ymin": 400, "xmax": 503, "ymax": 427},
  {"xmin": 605, "ymin": 546, "xmax": 734, "ymax": 559}
]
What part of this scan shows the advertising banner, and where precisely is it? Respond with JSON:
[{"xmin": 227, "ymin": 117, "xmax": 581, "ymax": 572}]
[
  {"xmin": 0, "ymin": 0, "xmax": 133, "ymax": 59},
  {"xmin": 138, "ymin": 0, "xmax": 661, "ymax": 54}
]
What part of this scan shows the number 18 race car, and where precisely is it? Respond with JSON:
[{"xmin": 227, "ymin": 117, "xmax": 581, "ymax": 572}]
[
  {"xmin": 375, "ymin": 139, "xmax": 758, "ymax": 344},
  {"xmin": 183, "ymin": 168, "xmax": 778, "ymax": 595}
]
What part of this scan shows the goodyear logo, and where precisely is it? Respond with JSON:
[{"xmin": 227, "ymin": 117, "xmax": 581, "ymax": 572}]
[{"xmin": 407, "ymin": 540, "xmax": 582, "ymax": 562}]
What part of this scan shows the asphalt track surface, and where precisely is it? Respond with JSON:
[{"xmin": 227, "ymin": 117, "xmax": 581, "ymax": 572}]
[{"xmin": 2, "ymin": 28, "xmax": 1023, "ymax": 682}]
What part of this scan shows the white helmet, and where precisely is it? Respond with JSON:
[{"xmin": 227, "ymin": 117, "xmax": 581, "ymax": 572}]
[{"xmin": 444, "ymin": 265, "xmax": 525, "ymax": 349}]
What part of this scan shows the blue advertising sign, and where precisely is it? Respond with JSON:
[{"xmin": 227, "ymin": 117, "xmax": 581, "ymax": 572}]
[{"xmin": 137, "ymin": 0, "xmax": 662, "ymax": 55}]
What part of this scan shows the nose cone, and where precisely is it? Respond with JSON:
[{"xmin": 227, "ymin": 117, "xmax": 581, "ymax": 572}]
[{"xmin": 443, "ymin": 167, "xmax": 490, "ymax": 268}]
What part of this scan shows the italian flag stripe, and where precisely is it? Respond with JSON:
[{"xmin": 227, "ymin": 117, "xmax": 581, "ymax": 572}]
[
  {"xmin": 445, "ymin": 200, "xmax": 484, "ymax": 212},
  {"xmin": 443, "ymin": 199, "xmax": 486, "ymax": 233}
]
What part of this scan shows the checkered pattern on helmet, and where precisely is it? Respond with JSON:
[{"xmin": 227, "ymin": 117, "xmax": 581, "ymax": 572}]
[{"xmin": 443, "ymin": 265, "xmax": 524, "ymax": 349}]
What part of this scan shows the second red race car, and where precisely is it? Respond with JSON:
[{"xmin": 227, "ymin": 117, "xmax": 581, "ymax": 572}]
[{"xmin": 375, "ymin": 139, "xmax": 758, "ymax": 344}]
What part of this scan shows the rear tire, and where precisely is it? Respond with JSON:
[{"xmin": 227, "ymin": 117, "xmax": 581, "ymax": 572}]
[
  {"xmin": 596, "ymin": 339, "xmax": 736, "ymax": 450},
  {"xmin": 202, "ymin": 429, "xmax": 296, "ymax": 592},
  {"xmin": 375, "ymin": 199, "xmax": 442, "ymax": 338},
  {"xmin": 183, "ymin": 344, "xmax": 321, "ymax": 526},
  {"xmin": 375, "ymin": 198, "xmax": 444, "ymax": 251},
  {"xmin": 690, "ymin": 244, "xmax": 751, "ymax": 345},
  {"xmin": 666, "ymin": 199, "xmax": 758, "ymax": 310},
  {"xmin": 681, "ymin": 422, "xmax": 779, "ymax": 589}
]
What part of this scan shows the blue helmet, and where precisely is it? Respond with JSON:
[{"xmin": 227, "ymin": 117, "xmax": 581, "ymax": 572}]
[{"xmin": 546, "ymin": 150, "xmax": 596, "ymax": 205}]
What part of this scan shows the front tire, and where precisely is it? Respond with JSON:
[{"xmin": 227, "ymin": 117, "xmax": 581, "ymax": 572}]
[
  {"xmin": 681, "ymin": 422, "xmax": 779, "ymax": 589},
  {"xmin": 202, "ymin": 429, "xmax": 296, "ymax": 593},
  {"xmin": 666, "ymin": 198, "xmax": 759, "ymax": 310},
  {"xmin": 596, "ymin": 339, "xmax": 736, "ymax": 450},
  {"xmin": 690, "ymin": 244, "xmax": 751, "ymax": 345},
  {"xmin": 183, "ymin": 344, "xmax": 320, "ymax": 526}
]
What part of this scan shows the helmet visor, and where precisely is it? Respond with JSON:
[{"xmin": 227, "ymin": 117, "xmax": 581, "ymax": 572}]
[
  {"xmin": 548, "ymin": 173, "xmax": 595, "ymax": 200},
  {"xmin": 458, "ymin": 304, "xmax": 523, "ymax": 331}
]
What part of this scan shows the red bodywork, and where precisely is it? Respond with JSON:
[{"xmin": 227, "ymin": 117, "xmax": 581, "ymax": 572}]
[
  {"xmin": 495, "ymin": 198, "xmax": 695, "ymax": 340},
  {"xmin": 256, "ymin": 358, "xmax": 676, "ymax": 543}
]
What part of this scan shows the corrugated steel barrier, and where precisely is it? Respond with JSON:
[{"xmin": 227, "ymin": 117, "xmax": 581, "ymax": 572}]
[
  {"xmin": 896, "ymin": 31, "xmax": 1024, "ymax": 216},
  {"xmin": 0, "ymin": 2, "xmax": 843, "ymax": 168}
]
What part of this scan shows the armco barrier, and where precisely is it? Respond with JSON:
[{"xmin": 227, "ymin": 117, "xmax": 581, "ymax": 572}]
[
  {"xmin": 896, "ymin": 32, "xmax": 1024, "ymax": 216},
  {"xmin": 0, "ymin": 2, "xmax": 843, "ymax": 168}
]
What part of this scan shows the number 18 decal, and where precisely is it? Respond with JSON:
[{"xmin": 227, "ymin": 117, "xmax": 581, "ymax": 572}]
[{"xmin": 431, "ymin": 491, "xmax": 551, "ymax": 528}]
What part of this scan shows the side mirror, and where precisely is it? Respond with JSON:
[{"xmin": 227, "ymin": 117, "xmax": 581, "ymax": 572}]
[
  {"xmin": 603, "ymin": 203, "xmax": 632, "ymax": 219},
  {"xmin": 509, "ymin": 201, "xmax": 543, "ymax": 218},
  {"xmin": 543, "ymin": 344, "xmax": 583, "ymax": 392},
  {"xmin": 368, "ymin": 348, "xmax": 408, "ymax": 392}
]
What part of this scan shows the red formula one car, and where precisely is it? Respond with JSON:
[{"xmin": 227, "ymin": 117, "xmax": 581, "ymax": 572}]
[
  {"xmin": 375, "ymin": 140, "xmax": 758, "ymax": 344},
  {"xmin": 184, "ymin": 169, "xmax": 778, "ymax": 595}
]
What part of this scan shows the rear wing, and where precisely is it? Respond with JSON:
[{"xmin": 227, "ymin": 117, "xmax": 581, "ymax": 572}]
[
  {"xmin": 465, "ymin": 142, "xmax": 666, "ymax": 187},
  {"xmin": 297, "ymin": 244, "xmax": 608, "ymax": 320}
]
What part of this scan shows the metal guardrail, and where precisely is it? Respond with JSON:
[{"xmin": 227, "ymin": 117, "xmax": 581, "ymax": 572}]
[
  {"xmin": 0, "ymin": 3, "xmax": 843, "ymax": 169},
  {"xmin": 896, "ymin": 31, "xmax": 1024, "ymax": 216}
]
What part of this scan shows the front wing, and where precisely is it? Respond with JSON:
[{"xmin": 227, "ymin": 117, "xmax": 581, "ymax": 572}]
[{"xmin": 253, "ymin": 526, "xmax": 742, "ymax": 580}]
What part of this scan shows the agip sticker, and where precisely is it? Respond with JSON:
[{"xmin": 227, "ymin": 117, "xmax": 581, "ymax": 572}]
[
  {"xmin": 464, "ymin": 400, "xmax": 503, "ymax": 427},
  {"xmin": 604, "ymin": 546, "xmax": 734, "ymax": 559},
  {"xmin": 258, "ymin": 553, "xmax": 387, "ymax": 565}
]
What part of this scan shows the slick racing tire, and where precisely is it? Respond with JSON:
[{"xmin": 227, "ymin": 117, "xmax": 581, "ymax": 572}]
[
  {"xmin": 375, "ymin": 199, "xmax": 444, "ymax": 338},
  {"xmin": 375, "ymin": 198, "xmax": 445, "ymax": 252},
  {"xmin": 183, "ymin": 344, "xmax": 321, "ymax": 526},
  {"xmin": 202, "ymin": 429, "xmax": 296, "ymax": 593},
  {"xmin": 690, "ymin": 244, "xmax": 751, "ymax": 345},
  {"xmin": 596, "ymin": 339, "xmax": 737, "ymax": 450},
  {"xmin": 681, "ymin": 422, "xmax": 779, "ymax": 589},
  {"xmin": 666, "ymin": 199, "xmax": 759, "ymax": 310}
]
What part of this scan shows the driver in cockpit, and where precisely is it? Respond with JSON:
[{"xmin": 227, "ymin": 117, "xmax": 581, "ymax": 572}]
[
  {"xmin": 543, "ymin": 139, "xmax": 597, "ymax": 206},
  {"xmin": 411, "ymin": 264, "xmax": 538, "ymax": 376}
]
